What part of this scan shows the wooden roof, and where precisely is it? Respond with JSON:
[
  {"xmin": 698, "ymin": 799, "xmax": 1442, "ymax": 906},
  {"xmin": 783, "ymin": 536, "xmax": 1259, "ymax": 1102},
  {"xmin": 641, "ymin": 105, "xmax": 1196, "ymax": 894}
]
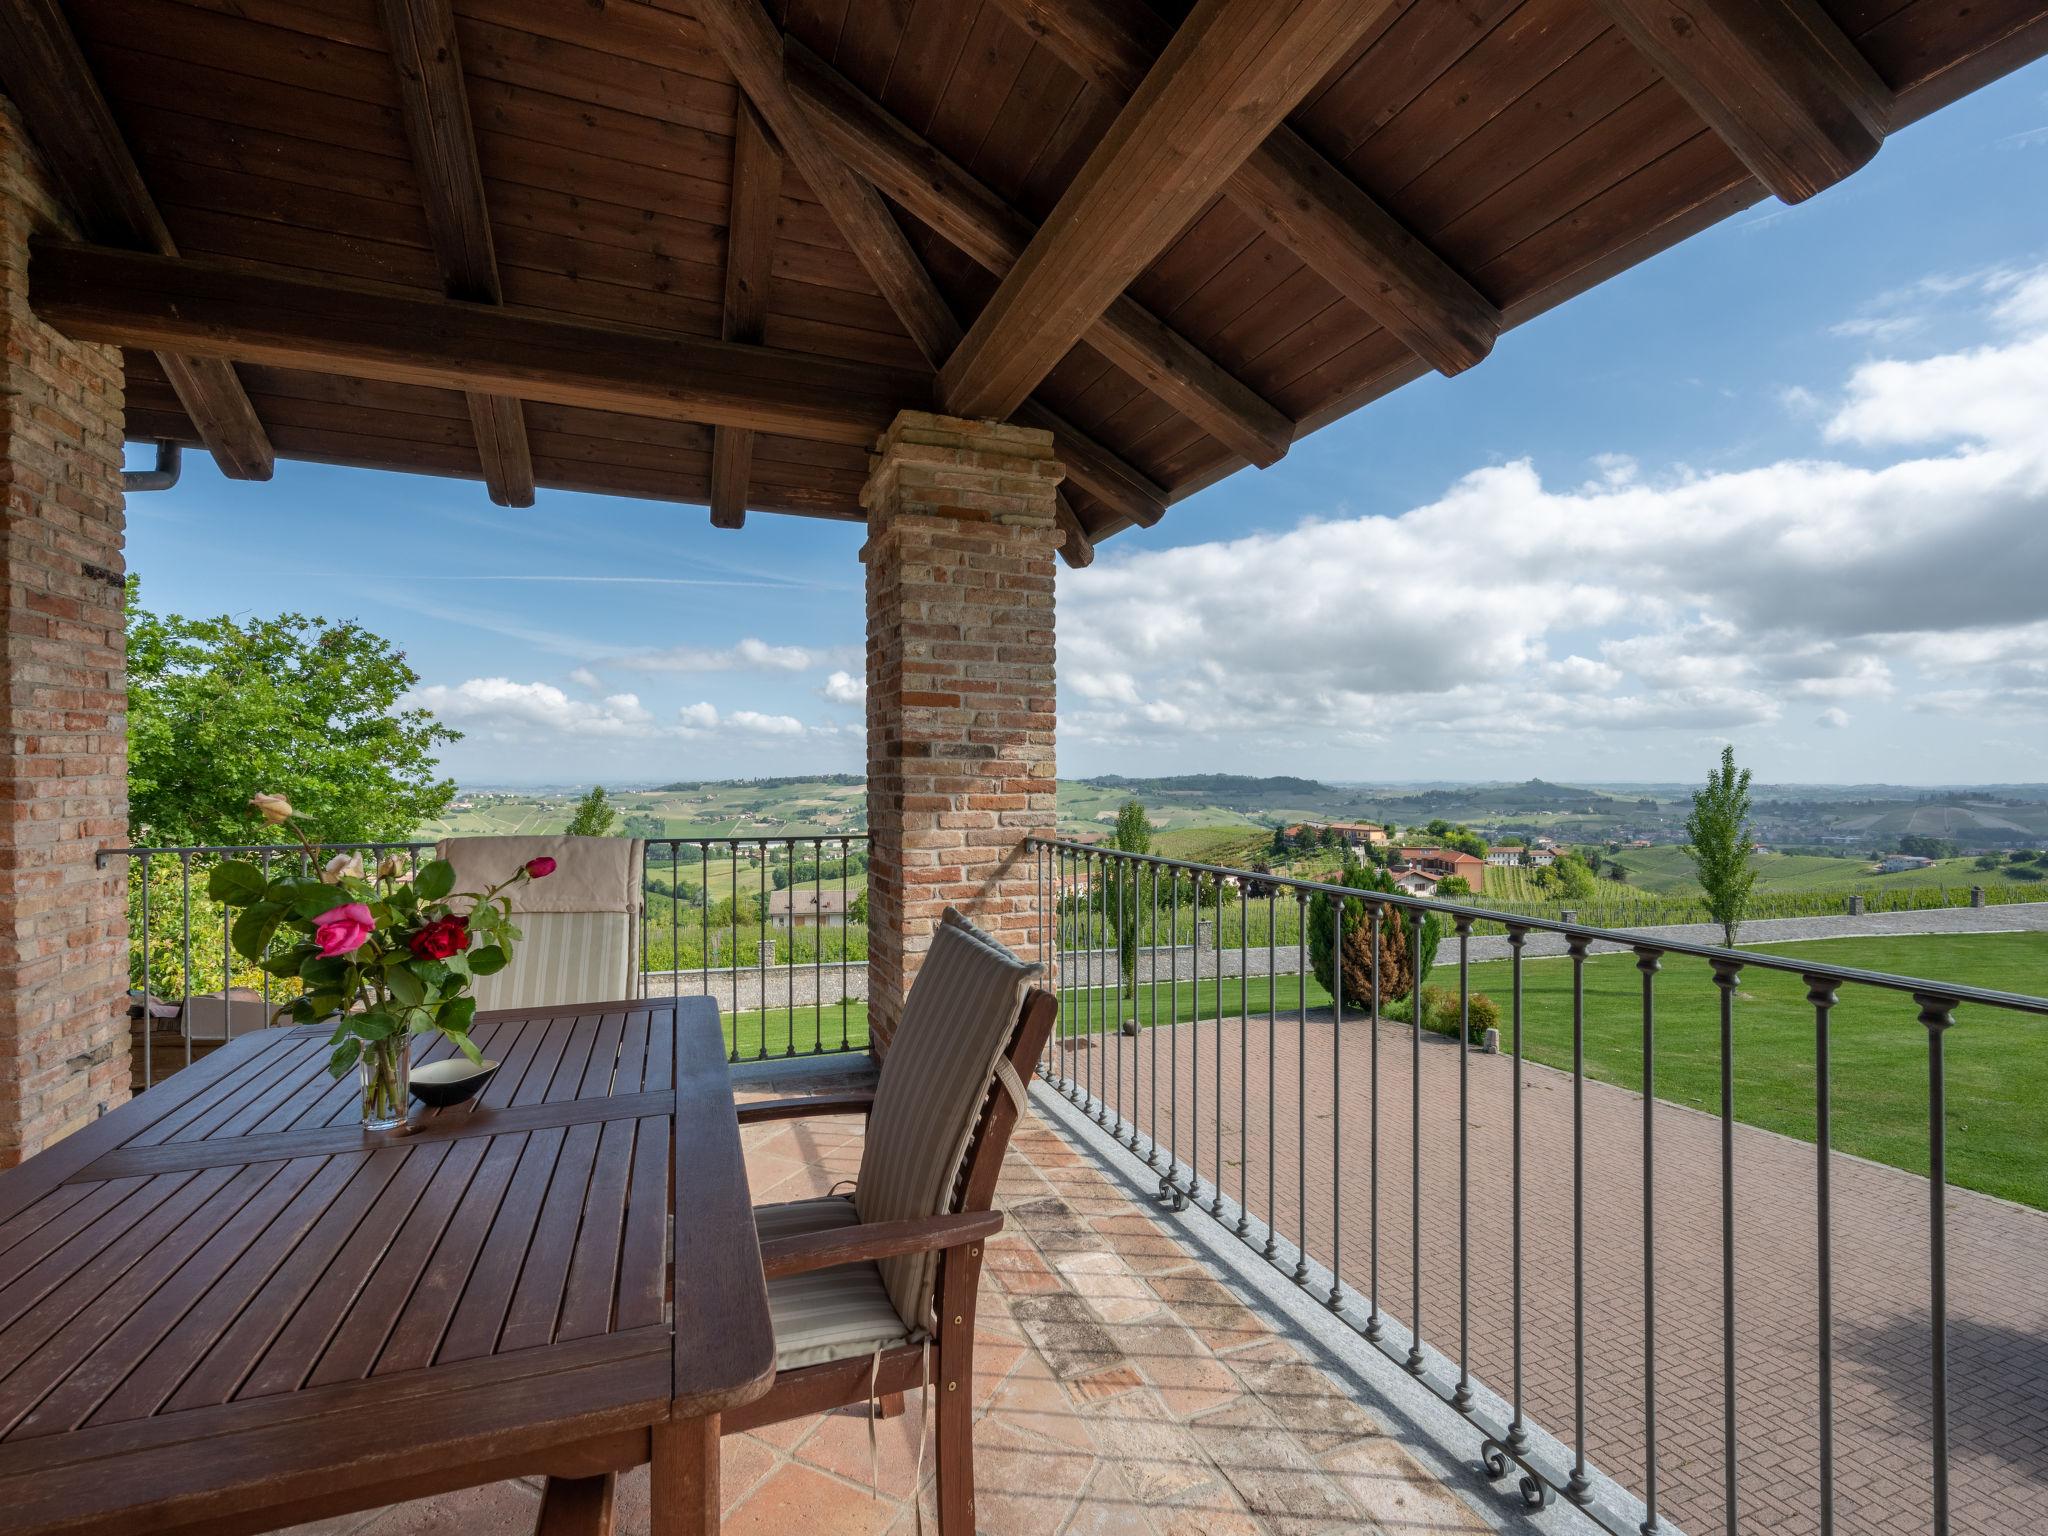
[{"xmin": 5, "ymin": 0, "xmax": 2045, "ymax": 563}]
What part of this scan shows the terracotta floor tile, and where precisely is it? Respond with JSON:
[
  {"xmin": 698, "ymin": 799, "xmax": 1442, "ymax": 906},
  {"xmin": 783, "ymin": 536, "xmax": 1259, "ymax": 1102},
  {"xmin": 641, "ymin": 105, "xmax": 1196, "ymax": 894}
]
[
  {"xmin": 1010, "ymin": 1292, "xmax": 1127, "ymax": 1380},
  {"xmin": 1319, "ymin": 1439, "xmax": 1493, "ymax": 1534},
  {"xmin": 724, "ymin": 1463, "xmax": 899, "ymax": 1536},
  {"xmin": 1067, "ymin": 1362, "xmax": 1145, "ymax": 1405},
  {"xmin": 1147, "ymin": 1271, "xmax": 1271, "ymax": 1352},
  {"xmin": 1058, "ymin": 1460, "xmax": 1158, "ymax": 1536},
  {"xmin": 1114, "ymin": 1320, "xmax": 1241, "ymax": 1419},
  {"xmin": 1183, "ymin": 1397, "xmax": 1360, "ymax": 1535},
  {"xmin": 1053, "ymin": 1249, "xmax": 1162, "ymax": 1325},
  {"xmin": 983, "ymin": 1349, "xmax": 1100, "ymax": 1451},
  {"xmin": 1225, "ymin": 1344, "xmax": 1383, "ymax": 1455},
  {"xmin": 968, "ymin": 1412, "xmax": 1098, "ymax": 1535},
  {"xmin": 348, "ymin": 1480, "xmax": 540, "ymax": 1536},
  {"xmin": 1080, "ymin": 1388, "xmax": 1214, "ymax": 1505},
  {"xmin": 796, "ymin": 1399, "xmax": 935, "ymax": 1500}
]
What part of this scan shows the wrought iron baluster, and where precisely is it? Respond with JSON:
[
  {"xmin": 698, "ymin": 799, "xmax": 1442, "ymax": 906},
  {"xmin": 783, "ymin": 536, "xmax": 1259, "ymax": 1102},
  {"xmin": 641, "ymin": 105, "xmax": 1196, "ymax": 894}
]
[
  {"xmin": 1712, "ymin": 957, "xmax": 1743, "ymax": 1535},
  {"xmin": 1806, "ymin": 975, "xmax": 1838, "ymax": 1536},
  {"xmin": 1406, "ymin": 905, "xmax": 1426, "ymax": 1376},
  {"xmin": 1238, "ymin": 880, "xmax": 1250, "ymax": 1238},
  {"xmin": 1211, "ymin": 876, "xmax": 1225, "ymax": 1217},
  {"xmin": 1327, "ymin": 888, "xmax": 1344, "ymax": 1309},
  {"xmin": 1458, "ymin": 917, "xmax": 1485, "ymax": 1413},
  {"xmin": 1366, "ymin": 901, "xmax": 1382, "ymax": 1339},
  {"xmin": 1263, "ymin": 885, "xmax": 1278, "ymax": 1261},
  {"xmin": 1148, "ymin": 862, "xmax": 1161, "ymax": 1164},
  {"xmin": 1637, "ymin": 944, "xmax": 1664, "ymax": 1536},
  {"xmin": 1292, "ymin": 889, "xmax": 1309, "ymax": 1284},
  {"xmin": 1566, "ymin": 934, "xmax": 1594, "ymax": 1505},
  {"xmin": 1918, "ymin": 992, "xmax": 1957, "ymax": 1536}
]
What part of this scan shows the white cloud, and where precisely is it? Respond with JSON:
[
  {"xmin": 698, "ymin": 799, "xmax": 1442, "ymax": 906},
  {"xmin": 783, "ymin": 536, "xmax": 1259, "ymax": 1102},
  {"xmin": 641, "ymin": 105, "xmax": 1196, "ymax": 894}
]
[
  {"xmin": 729, "ymin": 710, "xmax": 806, "ymax": 737},
  {"xmin": 404, "ymin": 678, "xmax": 657, "ymax": 738},
  {"xmin": 1058, "ymin": 264, "xmax": 2048, "ymax": 751},
  {"xmin": 677, "ymin": 702, "xmax": 720, "ymax": 731},
  {"xmin": 618, "ymin": 637, "xmax": 829, "ymax": 674},
  {"xmin": 1816, "ymin": 706, "xmax": 1851, "ymax": 729},
  {"xmin": 567, "ymin": 666, "xmax": 602, "ymax": 691},
  {"xmin": 818, "ymin": 670, "xmax": 866, "ymax": 705}
]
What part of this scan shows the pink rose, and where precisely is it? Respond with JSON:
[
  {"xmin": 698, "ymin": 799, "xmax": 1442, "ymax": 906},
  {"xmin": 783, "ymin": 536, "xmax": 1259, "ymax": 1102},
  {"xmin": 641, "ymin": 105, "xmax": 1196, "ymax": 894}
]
[
  {"xmin": 525, "ymin": 856, "xmax": 557, "ymax": 879},
  {"xmin": 312, "ymin": 902, "xmax": 376, "ymax": 958}
]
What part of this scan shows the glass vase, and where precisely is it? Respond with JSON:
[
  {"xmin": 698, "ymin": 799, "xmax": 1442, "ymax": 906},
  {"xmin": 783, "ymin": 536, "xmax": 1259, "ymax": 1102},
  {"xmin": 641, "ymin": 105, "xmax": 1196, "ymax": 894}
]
[{"xmin": 359, "ymin": 1035, "xmax": 411, "ymax": 1130}]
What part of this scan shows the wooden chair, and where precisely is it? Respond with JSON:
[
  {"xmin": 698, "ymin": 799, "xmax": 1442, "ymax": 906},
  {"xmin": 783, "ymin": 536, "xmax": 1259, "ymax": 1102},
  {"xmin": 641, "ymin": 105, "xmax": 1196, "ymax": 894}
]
[
  {"xmin": 729, "ymin": 908, "xmax": 1059, "ymax": 1535},
  {"xmin": 435, "ymin": 834, "xmax": 644, "ymax": 1011}
]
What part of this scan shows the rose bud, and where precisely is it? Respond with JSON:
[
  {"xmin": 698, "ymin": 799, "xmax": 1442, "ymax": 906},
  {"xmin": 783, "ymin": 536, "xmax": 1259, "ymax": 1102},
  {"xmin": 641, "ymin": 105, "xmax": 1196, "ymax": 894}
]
[
  {"xmin": 375, "ymin": 853, "xmax": 407, "ymax": 882},
  {"xmin": 525, "ymin": 856, "xmax": 557, "ymax": 879},
  {"xmin": 321, "ymin": 852, "xmax": 365, "ymax": 885},
  {"xmin": 249, "ymin": 793, "xmax": 295, "ymax": 824}
]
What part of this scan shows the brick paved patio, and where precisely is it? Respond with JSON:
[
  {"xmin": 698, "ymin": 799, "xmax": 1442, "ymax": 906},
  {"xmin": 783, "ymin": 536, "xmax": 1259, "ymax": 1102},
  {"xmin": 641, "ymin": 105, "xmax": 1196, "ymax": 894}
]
[
  {"xmin": 280, "ymin": 1073, "xmax": 1497, "ymax": 1536},
  {"xmin": 1057, "ymin": 1007, "xmax": 2048, "ymax": 1536}
]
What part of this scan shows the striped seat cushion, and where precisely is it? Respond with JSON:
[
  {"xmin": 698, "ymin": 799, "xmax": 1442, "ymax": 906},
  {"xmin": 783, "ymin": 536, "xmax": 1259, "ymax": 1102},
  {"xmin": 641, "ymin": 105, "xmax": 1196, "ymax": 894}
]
[
  {"xmin": 755, "ymin": 1196, "xmax": 915, "ymax": 1371},
  {"xmin": 855, "ymin": 909, "xmax": 1041, "ymax": 1329},
  {"xmin": 468, "ymin": 910, "xmax": 636, "ymax": 1013}
]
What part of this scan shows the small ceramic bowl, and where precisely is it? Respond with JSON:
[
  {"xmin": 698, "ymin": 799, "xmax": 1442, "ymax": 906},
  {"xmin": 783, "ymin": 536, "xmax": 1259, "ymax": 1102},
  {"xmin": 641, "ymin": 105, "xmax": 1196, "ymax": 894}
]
[{"xmin": 409, "ymin": 1058, "xmax": 499, "ymax": 1109}]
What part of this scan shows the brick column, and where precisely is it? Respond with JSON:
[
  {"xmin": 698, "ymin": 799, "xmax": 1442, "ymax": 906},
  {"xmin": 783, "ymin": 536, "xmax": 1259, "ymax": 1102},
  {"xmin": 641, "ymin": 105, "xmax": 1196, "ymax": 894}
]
[
  {"xmin": 862, "ymin": 412, "xmax": 1062, "ymax": 1054},
  {"xmin": 0, "ymin": 97, "xmax": 131, "ymax": 1163}
]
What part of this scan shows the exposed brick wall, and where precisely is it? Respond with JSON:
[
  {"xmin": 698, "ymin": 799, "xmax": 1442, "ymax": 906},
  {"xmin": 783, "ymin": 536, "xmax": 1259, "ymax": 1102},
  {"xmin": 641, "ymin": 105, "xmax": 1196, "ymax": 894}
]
[
  {"xmin": 0, "ymin": 97, "xmax": 131, "ymax": 1163},
  {"xmin": 861, "ymin": 412, "xmax": 1062, "ymax": 1054}
]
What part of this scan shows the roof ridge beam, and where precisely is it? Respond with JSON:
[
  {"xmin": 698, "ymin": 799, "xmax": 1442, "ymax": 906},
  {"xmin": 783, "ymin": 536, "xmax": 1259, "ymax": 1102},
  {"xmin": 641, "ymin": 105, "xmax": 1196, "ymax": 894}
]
[
  {"xmin": 1593, "ymin": 0, "xmax": 1893, "ymax": 204},
  {"xmin": 379, "ymin": 0, "xmax": 535, "ymax": 507},
  {"xmin": 785, "ymin": 39, "xmax": 1295, "ymax": 469},
  {"xmin": 986, "ymin": 0, "xmax": 1499, "ymax": 380},
  {"xmin": 0, "ymin": 0, "xmax": 274, "ymax": 480}
]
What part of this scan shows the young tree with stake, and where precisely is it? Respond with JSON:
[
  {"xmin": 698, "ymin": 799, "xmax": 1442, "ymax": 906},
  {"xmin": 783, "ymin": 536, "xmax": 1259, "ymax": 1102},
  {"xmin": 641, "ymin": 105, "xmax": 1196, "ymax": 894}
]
[{"xmin": 1685, "ymin": 745, "xmax": 1758, "ymax": 947}]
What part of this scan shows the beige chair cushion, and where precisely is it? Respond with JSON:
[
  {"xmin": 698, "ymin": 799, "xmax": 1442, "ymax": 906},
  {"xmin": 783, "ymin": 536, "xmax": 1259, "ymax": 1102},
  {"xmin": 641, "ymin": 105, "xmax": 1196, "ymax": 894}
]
[
  {"xmin": 855, "ymin": 909, "xmax": 1040, "ymax": 1329},
  {"xmin": 435, "ymin": 836, "xmax": 643, "ymax": 1011},
  {"xmin": 755, "ymin": 1196, "xmax": 914, "ymax": 1371}
]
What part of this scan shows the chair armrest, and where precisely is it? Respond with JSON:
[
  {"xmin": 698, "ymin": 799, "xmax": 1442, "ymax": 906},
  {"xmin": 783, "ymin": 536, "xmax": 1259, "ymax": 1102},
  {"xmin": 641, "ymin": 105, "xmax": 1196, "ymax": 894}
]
[
  {"xmin": 758, "ymin": 1210, "xmax": 1004, "ymax": 1280},
  {"xmin": 736, "ymin": 1091, "xmax": 875, "ymax": 1125}
]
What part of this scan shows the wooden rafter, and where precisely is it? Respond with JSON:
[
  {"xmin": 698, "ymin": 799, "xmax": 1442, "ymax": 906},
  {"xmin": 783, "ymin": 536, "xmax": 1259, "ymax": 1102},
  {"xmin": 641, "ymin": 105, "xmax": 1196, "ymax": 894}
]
[
  {"xmin": 31, "ymin": 241, "xmax": 927, "ymax": 446},
  {"xmin": 0, "ymin": 0, "xmax": 273, "ymax": 480},
  {"xmin": 784, "ymin": 41, "xmax": 1294, "ymax": 468},
  {"xmin": 987, "ymin": 0, "xmax": 1499, "ymax": 380},
  {"xmin": 1594, "ymin": 0, "xmax": 1892, "ymax": 204},
  {"xmin": 938, "ymin": 0, "xmax": 1398, "ymax": 423},
  {"xmin": 709, "ymin": 102, "xmax": 784, "ymax": 530},
  {"xmin": 689, "ymin": 0, "xmax": 1141, "ymax": 564},
  {"xmin": 378, "ymin": 0, "xmax": 534, "ymax": 507}
]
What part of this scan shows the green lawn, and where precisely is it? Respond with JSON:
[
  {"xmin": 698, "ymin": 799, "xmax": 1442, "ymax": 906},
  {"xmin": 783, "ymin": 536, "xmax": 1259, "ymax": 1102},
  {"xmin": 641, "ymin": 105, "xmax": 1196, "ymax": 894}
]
[
  {"xmin": 1051, "ymin": 932, "xmax": 2048, "ymax": 1208},
  {"xmin": 726, "ymin": 1000, "xmax": 869, "ymax": 1059},
  {"xmin": 1463, "ymin": 932, "xmax": 2048, "ymax": 1208}
]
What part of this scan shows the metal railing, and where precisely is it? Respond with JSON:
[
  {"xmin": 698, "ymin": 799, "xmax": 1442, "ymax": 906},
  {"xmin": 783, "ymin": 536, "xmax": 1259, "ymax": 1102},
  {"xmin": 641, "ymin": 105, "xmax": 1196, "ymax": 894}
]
[
  {"xmin": 104, "ymin": 834, "xmax": 872, "ymax": 1086},
  {"xmin": 1029, "ymin": 837, "xmax": 2048, "ymax": 1536}
]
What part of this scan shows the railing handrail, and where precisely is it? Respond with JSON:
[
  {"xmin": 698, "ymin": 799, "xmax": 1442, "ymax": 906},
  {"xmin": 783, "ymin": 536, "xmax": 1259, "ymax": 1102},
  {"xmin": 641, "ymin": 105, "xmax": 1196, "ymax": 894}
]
[
  {"xmin": 1030, "ymin": 836, "xmax": 2048, "ymax": 1017},
  {"xmin": 98, "ymin": 831, "xmax": 871, "ymax": 864}
]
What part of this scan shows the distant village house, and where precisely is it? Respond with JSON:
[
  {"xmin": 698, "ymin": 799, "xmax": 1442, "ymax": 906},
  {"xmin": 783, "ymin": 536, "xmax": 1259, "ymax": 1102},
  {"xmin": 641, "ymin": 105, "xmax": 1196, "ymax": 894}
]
[{"xmin": 766, "ymin": 889, "xmax": 851, "ymax": 929}]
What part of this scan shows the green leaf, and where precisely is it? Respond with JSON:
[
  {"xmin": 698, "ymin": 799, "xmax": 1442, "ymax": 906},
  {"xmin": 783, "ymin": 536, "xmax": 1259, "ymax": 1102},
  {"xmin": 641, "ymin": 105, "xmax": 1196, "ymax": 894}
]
[
  {"xmin": 328, "ymin": 1040, "xmax": 361, "ymax": 1078},
  {"xmin": 467, "ymin": 944, "xmax": 507, "ymax": 976},
  {"xmin": 439, "ymin": 995, "xmax": 476, "ymax": 1034},
  {"xmin": 451, "ymin": 1031, "xmax": 485, "ymax": 1067},
  {"xmin": 259, "ymin": 950, "xmax": 306, "ymax": 977},
  {"xmin": 229, "ymin": 904, "xmax": 282, "ymax": 962},
  {"xmin": 441, "ymin": 952, "xmax": 471, "ymax": 979},
  {"xmin": 207, "ymin": 860, "xmax": 269, "ymax": 906},
  {"xmin": 385, "ymin": 966, "xmax": 425, "ymax": 1006},
  {"xmin": 288, "ymin": 882, "xmax": 348, "ymax": 919},
  {"xmin": 413, "ymin": 858, "xmax": 456, "ymax": 903},
  {"xmin": 415, "ymin": 959, "xmax": 451, "ymax": 988}
]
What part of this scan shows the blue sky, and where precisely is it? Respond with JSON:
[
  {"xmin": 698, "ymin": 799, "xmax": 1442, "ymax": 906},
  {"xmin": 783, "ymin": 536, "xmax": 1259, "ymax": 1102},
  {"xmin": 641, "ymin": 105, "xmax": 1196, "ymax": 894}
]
[{"xmin": 129, "ymin": 60, "xmax": 2048, "ymax": 788}]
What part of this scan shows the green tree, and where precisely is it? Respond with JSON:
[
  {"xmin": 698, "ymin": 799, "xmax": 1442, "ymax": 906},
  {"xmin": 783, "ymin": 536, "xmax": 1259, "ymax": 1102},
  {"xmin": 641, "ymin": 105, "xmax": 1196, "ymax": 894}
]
[
  {"xmin": 127, "ymin": 580, "xmax": 457, "ymax": 846},
  {"xmin": 1307, "ymin": 864, "xmax": 1440, "ymax": 1013},
  {"xmin": 1111, "ymin": 800, "xmax": 1153, "ymax": 855},
  {"xmin": 566, "ymin": 785, "xmax": 619, "ymax": 837},
  {"xmin": 1684, "ymin": 745, "xmax": 1757, "ymax": 947},
  {"xmin": 1109, "ymin": 801, "xmax": 1152, "ymax": 1005}
]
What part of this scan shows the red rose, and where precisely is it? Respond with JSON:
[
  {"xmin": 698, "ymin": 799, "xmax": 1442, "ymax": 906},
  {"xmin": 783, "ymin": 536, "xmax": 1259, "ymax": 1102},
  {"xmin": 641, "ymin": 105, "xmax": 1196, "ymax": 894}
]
[
  {"xmin": 525, "ymin": 856, "xmax": 557, "ymax": 879},
  {"xmin": 407, "ymin": 914, "xmax": 471, "ymax": 960}
]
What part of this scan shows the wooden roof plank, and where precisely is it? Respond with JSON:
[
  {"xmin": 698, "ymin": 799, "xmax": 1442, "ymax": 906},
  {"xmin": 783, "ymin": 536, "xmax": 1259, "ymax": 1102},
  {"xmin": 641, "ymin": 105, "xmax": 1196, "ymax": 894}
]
[
  {"xmin": 1593, "ymin": 0, "xmax": 1894, "ymax": 203},
  {"xmin": 711, "ymin": 101, "xmax": 786, "ymax": 529},
  {"xmin": 938, "ymin": 0, "xmax": 1394, "ymax": 421},
  {"xmin": 378, "ymin": 0, "xmax": 534, "ymax": 506},
  {"xmin": 788, "ymin": 39, "xmax": 1295, "ymax": 466},
  {"xmin": 0, "ymin": 0, "xmax": 274, "ymax": 480},
  {"xmin": 985, "ymin": 0, "xmax": 1501, "ymax": 380}
]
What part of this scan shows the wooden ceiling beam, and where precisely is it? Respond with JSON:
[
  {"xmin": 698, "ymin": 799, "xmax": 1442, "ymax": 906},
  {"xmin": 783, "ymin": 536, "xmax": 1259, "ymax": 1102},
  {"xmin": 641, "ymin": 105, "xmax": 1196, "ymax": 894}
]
[
  {"xmin": 30, "ymin": 241, "xmax": 924, "ymax": 447},
  {"xmin": 785, "ymin": 40, "xmax": 1294, "ymax": 469},
  {"xmin": 937, "ymin": 0, "xmax": 1400, "ymax": 422},
  {"xmin": 691, "ymin": 0, "xmax": 1152, "ymax": 561},
  {"xmin": 987, "ymin": 0, "xmax": 1499, "ymax": 380},
  {"xmin": 1593, "ymin": 0, "xmax": 1892, "ymax": 204},
  {"xmin": 0, "ymin": 0, "xmax": 273, "ymax": 480},
  {"xmin": 378, "ymin": 0, "xmax": 534, "ymax": 507},
  {"xmin": 710, "ymin": 101, "xmax": 784, "ymax": 530}
]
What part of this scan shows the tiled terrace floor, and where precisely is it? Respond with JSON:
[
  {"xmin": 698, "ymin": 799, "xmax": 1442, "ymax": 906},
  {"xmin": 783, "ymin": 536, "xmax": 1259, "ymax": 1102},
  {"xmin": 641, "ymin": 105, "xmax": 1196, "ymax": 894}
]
[{"xmin": 285, "ymin": 1074, "xmax": 1493, "ymax": 1536}]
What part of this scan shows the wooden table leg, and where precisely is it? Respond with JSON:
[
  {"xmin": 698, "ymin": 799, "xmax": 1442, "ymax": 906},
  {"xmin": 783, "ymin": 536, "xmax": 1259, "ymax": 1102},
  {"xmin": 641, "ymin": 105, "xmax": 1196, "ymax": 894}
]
[
  {"xmin": 536, "ymin": 1473, "xmax": 618, "ymax": 1535},
  {"xmin": 650, "ymin": 1414, "xmax": 719, "ymax": 1535}
]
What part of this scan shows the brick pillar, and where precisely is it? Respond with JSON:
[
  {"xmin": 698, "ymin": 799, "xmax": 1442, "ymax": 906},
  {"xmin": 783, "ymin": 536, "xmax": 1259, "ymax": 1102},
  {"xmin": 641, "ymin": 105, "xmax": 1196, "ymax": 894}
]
[
  {"xmin": 862, "ymin": 412, "xmax": 1062, "ymax": 1054},
  {"xmin": 0, "ymin": 97, "xmax": 131, "ymax": 1163}
]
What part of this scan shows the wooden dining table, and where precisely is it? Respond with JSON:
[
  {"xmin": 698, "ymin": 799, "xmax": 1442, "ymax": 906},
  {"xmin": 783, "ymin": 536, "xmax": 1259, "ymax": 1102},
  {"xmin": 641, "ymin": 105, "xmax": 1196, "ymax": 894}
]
[{"xmin": 0, "ymin": 995, "xmax": 773, "ymax": 1536}]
